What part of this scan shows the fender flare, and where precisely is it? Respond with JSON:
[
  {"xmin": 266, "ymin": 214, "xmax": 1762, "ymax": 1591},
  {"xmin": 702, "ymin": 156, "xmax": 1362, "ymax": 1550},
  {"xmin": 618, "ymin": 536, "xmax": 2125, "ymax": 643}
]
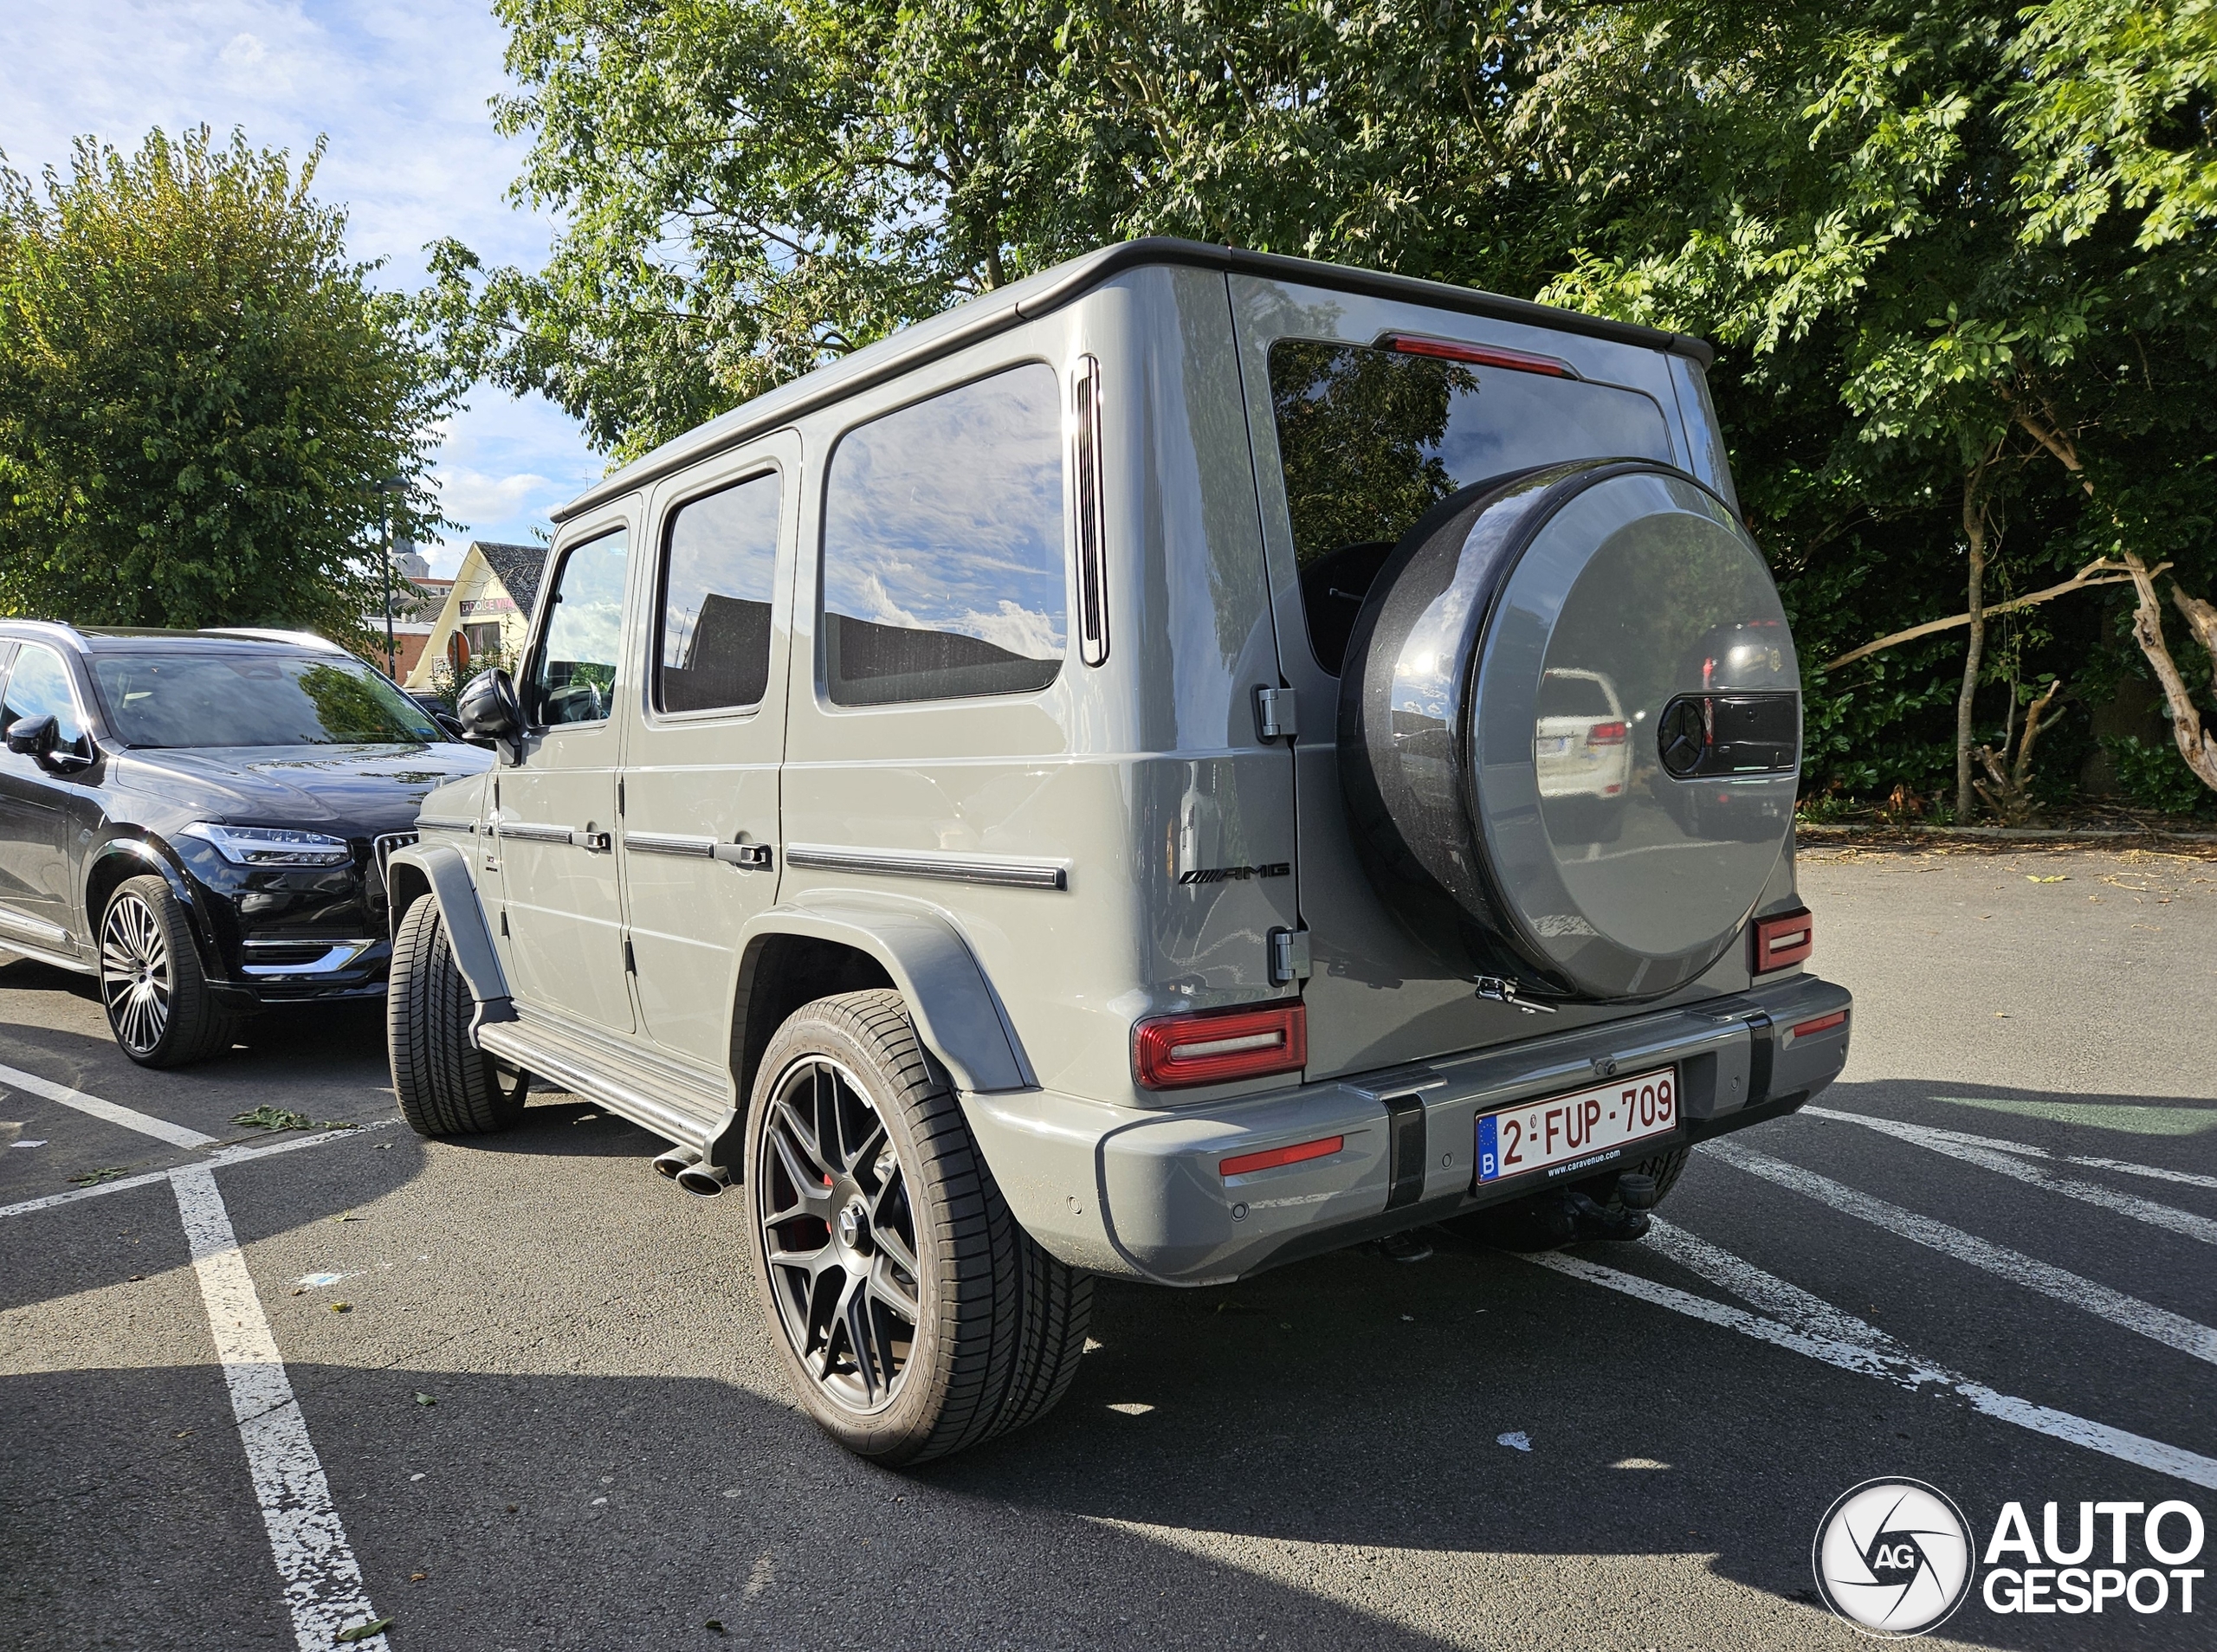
[
  {"xmin": 735, "ymin": 895, "xmax": 1034, "ymax": 1095},
  {"xmin": 382, "ymin": 841, "xmax": 516, "ymax": 1032},
  {"xmin": 86, "ymin": 836, "xmax": 219, "ymax": 975}
]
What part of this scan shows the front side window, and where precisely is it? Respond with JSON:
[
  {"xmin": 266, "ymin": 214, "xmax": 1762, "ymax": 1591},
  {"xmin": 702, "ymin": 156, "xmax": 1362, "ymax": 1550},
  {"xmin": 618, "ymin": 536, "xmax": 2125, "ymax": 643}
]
[
  {"xmin": 657, "ymin": 471, "xmax": 781, "ymax": 714},
  {"xmin": 1268, "ymin": 340, "xmax": 1675, "ymax": 673},
  {"xmin": 3, "ymin": 645, "xmax": 87, "ymax": 747},
  {"xmin": 821, "ymin": 365, "xmax": 1066, "ymax": 707},
  {"xmin": 89, "ymin": 652, "xmax": 443, "ymax": 747},
  {"xmin": 531, "ymin": 528, "xmax": 629, "ymax": 727}
]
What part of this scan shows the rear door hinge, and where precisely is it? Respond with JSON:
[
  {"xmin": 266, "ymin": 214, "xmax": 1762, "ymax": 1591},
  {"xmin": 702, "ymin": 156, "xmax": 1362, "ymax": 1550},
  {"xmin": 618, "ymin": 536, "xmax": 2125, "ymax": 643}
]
[
  {"xmin": 1254, "ymin": 686, "xmax": 1298, "ymax": 743},
  {"xmin": 1269, "ymin": 926, "xmax": 1313, "ymax": 984},
  {"xmin": 623, "ymin": 939, "xmax": 636, "ymax": 974}
]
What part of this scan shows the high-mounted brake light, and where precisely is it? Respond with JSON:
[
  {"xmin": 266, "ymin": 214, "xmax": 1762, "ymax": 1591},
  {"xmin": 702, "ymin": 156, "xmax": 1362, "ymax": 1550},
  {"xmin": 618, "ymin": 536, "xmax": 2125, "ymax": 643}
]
[
  {"xmin": 1790, "ymin": 1010, "xmax": 1846, "ymax": 1038},
  {"xmin": 1380, "ymin": 333, "xmax": 1577, "ymax": 378},
  {"xmin": 1752, "ymin": 907, "xmax": 1814, "ymax": 973},
  {"xmin": 1586, "ymin": 720, "xmax": 1629, "ymax": 745},
  {"xmin": 1134, "ymin": 1003, "xmax": 1307, "ymax": 1090}
]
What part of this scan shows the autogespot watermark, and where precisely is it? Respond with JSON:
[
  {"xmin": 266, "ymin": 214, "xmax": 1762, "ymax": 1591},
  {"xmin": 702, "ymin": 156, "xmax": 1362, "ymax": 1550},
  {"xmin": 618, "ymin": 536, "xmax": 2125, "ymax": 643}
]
[{"xmin": 1812, "ymin": 1479, "xmax": 2206, "ymax": 1637}]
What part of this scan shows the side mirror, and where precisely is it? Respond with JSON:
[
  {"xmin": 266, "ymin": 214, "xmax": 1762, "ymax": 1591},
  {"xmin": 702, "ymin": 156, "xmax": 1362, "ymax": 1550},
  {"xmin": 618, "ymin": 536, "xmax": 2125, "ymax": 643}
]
[
  {"xmin": 456, "ymin": 668, "xmax": 522, "ymax": 759},
  {"xmin": 4, "ymin": 713, "xmax": 56, "ymax": 758}
]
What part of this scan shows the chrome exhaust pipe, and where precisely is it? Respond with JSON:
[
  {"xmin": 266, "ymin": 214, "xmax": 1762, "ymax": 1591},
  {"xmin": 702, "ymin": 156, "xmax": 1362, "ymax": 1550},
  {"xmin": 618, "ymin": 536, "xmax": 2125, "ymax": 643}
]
[
  {"xmin": 675, "ymin": 1162, "xmax": 731, "ymax": 1197},
  {"xmin": 651, "ymin": 1146, "xmax": 700, "ymax": 1181}
]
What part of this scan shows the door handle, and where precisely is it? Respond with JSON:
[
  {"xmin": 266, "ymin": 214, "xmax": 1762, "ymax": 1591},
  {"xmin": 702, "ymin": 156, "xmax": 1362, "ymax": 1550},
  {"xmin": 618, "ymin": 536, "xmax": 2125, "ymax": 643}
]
[
  {"xmin": 711, "ymin": 842, "xmax": 772, "ymax": 869},
  {"xmin": 568, "ymin": 829, "xmax": 612, "ymax": 852}
]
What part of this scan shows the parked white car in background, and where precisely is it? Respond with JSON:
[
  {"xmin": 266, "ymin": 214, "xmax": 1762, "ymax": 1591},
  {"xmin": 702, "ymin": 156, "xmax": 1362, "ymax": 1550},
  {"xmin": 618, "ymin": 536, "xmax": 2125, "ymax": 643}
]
[{"xmin": 1535, "ymin": 667, "xmax": 1632, "ymax": 840}]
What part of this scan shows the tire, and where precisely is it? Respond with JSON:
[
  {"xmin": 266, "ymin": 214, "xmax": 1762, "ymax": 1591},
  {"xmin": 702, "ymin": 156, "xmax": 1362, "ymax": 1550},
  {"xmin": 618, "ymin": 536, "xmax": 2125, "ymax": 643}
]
[
  {"xmin": 388, "ymin": 894, "xmax": 525, "ymax": 1136},
  {"xmin": 744, "ymin": 989, "xmax": 1090, "ymax": 1465},
  {"xmin": 99, "ymin": 875, "xmax": 238, "ymax": 1068}
]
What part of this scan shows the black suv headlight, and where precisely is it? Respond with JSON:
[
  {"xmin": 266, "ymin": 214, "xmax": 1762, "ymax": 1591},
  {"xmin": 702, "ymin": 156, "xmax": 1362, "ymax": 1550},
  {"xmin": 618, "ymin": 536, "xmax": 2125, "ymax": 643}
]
[{"xmin": 178, "ymin": 823, "xmax": 353, "ymax": 868}]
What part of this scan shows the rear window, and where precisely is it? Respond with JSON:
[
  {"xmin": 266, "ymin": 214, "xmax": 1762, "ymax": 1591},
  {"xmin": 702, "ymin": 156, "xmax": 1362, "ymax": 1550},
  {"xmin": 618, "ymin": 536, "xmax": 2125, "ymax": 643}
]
[
  {"xmin": 90, "ymin": 652, "xmax": 445, "ymax": 748},
  {"xmin": 820, "ymin": 365, "xmax": 1066, "ymax": 707},
  {"xmin": 1267, "ymin": 340, "xmax": 1674, "ymax": 673},
  {"xmin": 1538, "ymin": 670, "xmax": 1616, "ymax": 719}
]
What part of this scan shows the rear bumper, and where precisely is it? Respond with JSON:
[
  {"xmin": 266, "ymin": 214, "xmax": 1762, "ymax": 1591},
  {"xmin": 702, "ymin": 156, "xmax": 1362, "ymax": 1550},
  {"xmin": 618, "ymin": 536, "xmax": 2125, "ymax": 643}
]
[{"xmin": 964, "ymin": 972, "xmax": 1851, "ymax": 1285}]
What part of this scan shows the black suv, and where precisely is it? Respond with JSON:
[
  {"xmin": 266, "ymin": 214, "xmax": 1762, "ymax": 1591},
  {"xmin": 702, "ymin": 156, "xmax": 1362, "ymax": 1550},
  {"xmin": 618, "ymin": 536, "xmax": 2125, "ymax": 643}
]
[{"xmin": 0, "ymin": 623, "xmax": 490, "ymax": 1065}]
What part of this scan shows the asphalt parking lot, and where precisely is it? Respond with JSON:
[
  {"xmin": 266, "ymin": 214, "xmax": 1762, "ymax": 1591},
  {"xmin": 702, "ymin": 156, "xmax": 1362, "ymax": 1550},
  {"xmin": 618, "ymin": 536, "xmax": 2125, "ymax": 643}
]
[{"xmin": 3, "ymin": 842, "xmax": 2213, "ymax": 1651}]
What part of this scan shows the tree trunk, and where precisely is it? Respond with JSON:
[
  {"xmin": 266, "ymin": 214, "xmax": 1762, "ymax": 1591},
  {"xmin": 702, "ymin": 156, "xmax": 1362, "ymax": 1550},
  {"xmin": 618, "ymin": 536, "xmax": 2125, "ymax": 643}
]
[{"xmin": 1955, "ymin": 468, "xmax": 1989, "ymax": 821}]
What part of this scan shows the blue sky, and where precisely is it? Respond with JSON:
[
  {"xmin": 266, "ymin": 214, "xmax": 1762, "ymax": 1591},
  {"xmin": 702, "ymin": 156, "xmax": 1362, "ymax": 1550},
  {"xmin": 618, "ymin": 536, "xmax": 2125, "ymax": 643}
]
[{"xmin": 0, "ymin": 0, "xmax": 604, "ymax": 577}]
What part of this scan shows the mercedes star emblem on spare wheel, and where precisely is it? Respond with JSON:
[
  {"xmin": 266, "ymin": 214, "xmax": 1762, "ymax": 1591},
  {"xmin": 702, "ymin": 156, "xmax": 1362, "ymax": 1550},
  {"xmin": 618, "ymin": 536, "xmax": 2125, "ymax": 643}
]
[{"xmin": 1658, "ymin": 696, "xmax": 1710, "ymax": 777}]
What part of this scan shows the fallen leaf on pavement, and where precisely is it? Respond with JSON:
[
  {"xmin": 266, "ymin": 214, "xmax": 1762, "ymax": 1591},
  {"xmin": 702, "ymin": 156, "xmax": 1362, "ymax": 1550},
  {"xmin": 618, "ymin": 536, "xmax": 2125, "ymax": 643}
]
[
  {"xmin": 333, "ymin": 1619, "xmax": 391, "ymax": 1643},
  {"xmin": 328, "ymin": 1301, "xmax": 352, "ymax": 1313},
  {"xmin": 68, "ymin": 1167, "xmax": 131, "ymax": 1187},
  {"xmin": 413, "ymin": 1392, "xmax": 437, "ymax": 1407}
]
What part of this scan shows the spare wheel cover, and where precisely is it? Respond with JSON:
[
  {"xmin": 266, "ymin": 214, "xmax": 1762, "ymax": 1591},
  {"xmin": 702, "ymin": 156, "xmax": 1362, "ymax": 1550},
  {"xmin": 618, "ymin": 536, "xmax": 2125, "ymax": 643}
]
[{"xmin": 1338, "ymin": 460, "xmax": 1800, "ymax": 1001}]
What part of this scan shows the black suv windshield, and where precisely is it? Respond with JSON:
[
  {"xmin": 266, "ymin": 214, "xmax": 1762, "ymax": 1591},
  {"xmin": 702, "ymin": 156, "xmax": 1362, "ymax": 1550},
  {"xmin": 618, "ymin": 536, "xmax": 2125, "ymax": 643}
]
[{"xmin": 89, "ymin": 652, "xmax": 445, "ymax": 748}]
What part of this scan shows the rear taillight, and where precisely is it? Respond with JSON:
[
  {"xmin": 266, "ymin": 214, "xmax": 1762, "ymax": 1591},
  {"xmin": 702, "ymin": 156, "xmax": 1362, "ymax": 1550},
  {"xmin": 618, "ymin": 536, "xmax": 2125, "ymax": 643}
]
[
  {"xmin": 1380, "ymin": 333, "xmax": 1576, "ymax": 378},
  {"xmin": 1587, "ymin": 720, "xmax": 1629, "ymax": 745},
  {"xmin": 1134, "ymin": 1003, "xmax": 1307, "ymax": 1090},
  {"xmin": 1752, "ymin": 907, "xmax": 1814, "ymax": 973},
  {"xmin": 1220, "ymin": 1135, "xmax": 1344, "ymax": 1178}
]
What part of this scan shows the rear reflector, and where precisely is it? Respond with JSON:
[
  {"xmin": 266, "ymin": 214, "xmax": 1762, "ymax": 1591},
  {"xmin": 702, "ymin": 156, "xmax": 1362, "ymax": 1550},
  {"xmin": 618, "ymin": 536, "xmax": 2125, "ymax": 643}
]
[
  {"xmin": 1790, "ymin": 1010, "xmax": 1847, "ymax": 1038},
  {"xmin": 1752, "ymin": 907, "xmax": 1813, "ymax": 972},
  {"xmin": 1134, "ymin": 1003, "xmax": 1307, "ymax": 1090},
  {"xmin": 1587, "ymin": 720, "xmax": 1629, "ymax": 745},
  {"xmin": 1220, "ymin": 1134, "xmax": 1344, "ymax": 1178},
  {"xmin": 1380, "ymin": 333, "xmax": 1576, "ymax": 378}
]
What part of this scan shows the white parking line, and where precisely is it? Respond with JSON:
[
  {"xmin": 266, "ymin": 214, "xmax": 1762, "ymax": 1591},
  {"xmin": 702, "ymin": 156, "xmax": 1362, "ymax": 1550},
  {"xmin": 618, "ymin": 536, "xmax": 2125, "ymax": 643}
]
[
  {"xmin": 1535, "ymin": 1227, "xmax": 2217, "ymax": 1491},
  {"xmin": 0, "ymin": 1121, "xmax": 398, "ymax": 1222},
  {"xmin": 1811, "ymin": 1107, "xmax": 2217, "ymax": 1191},
  {"xmin": 1705, "ymin": 1140, "xmax": 2217, "ymax": 1367},
  {"xmin": 172, "ymin": 1165, "xmax": 387, "ymax": 1651},
  {"xmin": 0, "ymin": 1059, "xmax": 217, "ymax": 1149},
  {"xmin": 1804, "ymin": 1107, "xmax": 2217, "ymax": 1245}
]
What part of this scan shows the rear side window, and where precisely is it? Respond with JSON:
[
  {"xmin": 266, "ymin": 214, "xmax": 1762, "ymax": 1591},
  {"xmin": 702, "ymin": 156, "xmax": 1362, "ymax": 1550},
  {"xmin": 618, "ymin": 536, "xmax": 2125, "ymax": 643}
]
[
  {"xmin": 657, "ymin": 471, "xmax": 781, "ymax": 714},
  {"xmin": 1268, "ymin": 340, "xmax": 1674, "ymax": 673},
  {"xmin": 821, "ymin": 365, "xmax": 1066, "ymax": 707},
  {"xmin": 531, "ymin": 528, "xmax": 628, "ymax": 727}
]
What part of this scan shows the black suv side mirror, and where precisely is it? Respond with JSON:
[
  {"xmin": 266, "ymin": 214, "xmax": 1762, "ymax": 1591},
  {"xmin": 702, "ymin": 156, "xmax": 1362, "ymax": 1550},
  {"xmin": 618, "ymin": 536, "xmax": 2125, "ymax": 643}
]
[
  {"xmin": 456, "ymin": 668, "xmax": 523, "ymax": 760},
  {"xmin": 4, "ymin": 713, "xmax": 56, "ymax": 758}
]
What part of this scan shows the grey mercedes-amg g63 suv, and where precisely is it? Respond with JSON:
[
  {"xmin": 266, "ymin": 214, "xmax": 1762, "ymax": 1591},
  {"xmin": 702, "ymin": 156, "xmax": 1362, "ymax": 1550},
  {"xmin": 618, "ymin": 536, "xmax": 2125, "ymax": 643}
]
[{"xmin": 383, "ymin": 239, "xmax": 1851, "ymax": 1463}]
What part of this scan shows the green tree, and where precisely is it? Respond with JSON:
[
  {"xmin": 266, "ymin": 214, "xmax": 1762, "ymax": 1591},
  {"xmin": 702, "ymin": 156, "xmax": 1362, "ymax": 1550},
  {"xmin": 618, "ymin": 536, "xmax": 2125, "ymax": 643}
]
[{"xmin": 0, "ymin": 126, "xmax": 458, "ymax": 646}]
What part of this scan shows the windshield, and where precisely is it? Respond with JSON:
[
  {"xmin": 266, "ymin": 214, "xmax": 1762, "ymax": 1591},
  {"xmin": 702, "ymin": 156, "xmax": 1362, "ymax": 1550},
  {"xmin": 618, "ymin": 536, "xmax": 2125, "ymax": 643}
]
[{"xmin": 89, "ymin": 652, "xmax": 447, "ymax": 748}]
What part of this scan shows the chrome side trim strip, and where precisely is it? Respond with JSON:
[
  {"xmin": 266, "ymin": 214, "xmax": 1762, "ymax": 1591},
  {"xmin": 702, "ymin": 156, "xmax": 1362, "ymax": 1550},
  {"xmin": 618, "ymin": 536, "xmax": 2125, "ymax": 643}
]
[
  {"xmin": 784, "ymin": 843, "xmax": 1068, "ymax": 891},
  {"xmin": 0, "ymin": 907, "xmax": 71, "ymax": 946},
  {"xmin": 0, "ymin": 934, "xmax": 93, "ymax": 975},
  {"xmin": 415, "ymin": 816, "xmax": 477, "ymax": 834},
  {"xmin": 623, "ymin": 832, "xmax": 714, "ymax": 858},
  {"xmin": 495, "ymin": 823, "xmax": 572, "ymax": 844}
]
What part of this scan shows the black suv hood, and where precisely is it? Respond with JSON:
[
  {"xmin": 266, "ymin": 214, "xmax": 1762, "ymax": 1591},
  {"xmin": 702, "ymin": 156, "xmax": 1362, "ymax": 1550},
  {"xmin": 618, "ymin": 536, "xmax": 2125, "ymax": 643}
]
[{"xmin": 110, "ymin": 744, "xmax": 491, "ymax": 835}]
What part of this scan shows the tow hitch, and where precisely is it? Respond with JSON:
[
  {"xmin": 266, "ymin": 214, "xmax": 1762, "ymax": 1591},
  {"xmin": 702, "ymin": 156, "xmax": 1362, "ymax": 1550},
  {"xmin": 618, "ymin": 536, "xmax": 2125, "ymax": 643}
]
[{"xmin": 1477, "ymin": 1171, "xmax": 1660, "ymax": 1250}]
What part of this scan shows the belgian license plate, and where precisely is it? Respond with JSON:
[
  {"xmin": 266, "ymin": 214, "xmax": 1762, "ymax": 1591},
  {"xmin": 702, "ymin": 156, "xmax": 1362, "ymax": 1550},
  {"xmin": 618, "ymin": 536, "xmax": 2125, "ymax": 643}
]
[{"xmin": 1476, "ymin": 1066, "xmax": 1677, "ymax": 1185}]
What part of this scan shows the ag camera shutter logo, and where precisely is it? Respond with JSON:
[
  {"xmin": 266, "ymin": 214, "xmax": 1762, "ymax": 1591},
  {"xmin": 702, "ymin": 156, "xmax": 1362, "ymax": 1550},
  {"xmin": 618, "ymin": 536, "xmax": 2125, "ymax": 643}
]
[{"xmin": 1813, "ymin": 1478, "xmax": 1975, "ymax": 1636}]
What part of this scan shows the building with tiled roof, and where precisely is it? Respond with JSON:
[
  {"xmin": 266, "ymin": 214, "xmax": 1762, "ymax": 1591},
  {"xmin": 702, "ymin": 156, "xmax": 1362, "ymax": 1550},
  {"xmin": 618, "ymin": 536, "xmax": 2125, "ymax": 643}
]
[{"xmin": 404, "ymin": 541, "xmax": 550, "ymax": 694}]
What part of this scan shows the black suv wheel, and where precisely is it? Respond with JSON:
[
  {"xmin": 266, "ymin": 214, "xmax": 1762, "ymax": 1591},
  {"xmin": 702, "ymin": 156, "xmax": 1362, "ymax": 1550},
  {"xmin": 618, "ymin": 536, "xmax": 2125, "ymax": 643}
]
[
  {"xmin": 99, "ymin": 875, "xmax": 237, "ymax": 1067},
  {"xmin": 745, "ymin": 990, "xmax": 1090, "ymax": 1464}
]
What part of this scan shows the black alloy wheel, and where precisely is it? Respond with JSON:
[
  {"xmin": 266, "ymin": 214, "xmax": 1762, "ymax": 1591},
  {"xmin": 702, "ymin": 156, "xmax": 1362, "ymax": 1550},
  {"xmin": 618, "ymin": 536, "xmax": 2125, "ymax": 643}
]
[
  {"xmin": 742, "ymin": 990, "xmax": 1092, "ymax": 1464},
  {"xmin": 98, "ymin": 875, "xmax": 236, "ymax": 1067},
  {"xmin": 755, "ymin": 1052, "xmax": 923, "ymax": 1416}
]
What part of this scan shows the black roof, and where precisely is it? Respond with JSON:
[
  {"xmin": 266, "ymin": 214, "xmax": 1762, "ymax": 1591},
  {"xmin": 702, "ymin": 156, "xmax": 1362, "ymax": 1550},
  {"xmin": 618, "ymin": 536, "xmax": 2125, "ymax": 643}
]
[{"xmin": 475, "ymin": 543, "xmax": 550, "ymax": 619}]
